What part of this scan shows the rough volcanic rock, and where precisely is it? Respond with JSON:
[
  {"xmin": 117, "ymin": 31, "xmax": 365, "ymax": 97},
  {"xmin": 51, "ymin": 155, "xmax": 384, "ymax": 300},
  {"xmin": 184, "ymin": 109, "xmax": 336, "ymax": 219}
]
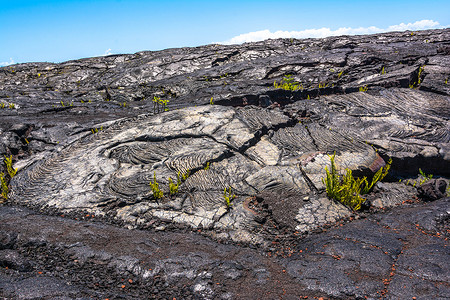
[
  {"xmin": 1, "ymin": 28, "xmax": 450, "ymax": 299},
  {"xmin": 10, "ymin": 104, "xmax": 382, "ymax": 244},
  {"xmin": 1, "ymin": 28, "xmax": 449, "ymax": 160}
]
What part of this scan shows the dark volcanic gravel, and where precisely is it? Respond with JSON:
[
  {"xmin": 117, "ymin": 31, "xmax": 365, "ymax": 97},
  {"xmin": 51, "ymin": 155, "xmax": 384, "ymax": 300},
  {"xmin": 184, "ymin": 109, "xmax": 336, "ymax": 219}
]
[{"xmin": 1, "ymin": 198, "xmax": 449, "ymax": 299}]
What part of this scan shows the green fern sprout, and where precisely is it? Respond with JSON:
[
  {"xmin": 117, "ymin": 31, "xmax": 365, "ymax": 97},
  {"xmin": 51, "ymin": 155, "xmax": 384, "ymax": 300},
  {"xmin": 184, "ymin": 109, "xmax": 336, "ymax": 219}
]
[
  {"xmin": 152, "ymin": 96, "xmax": 160, "ymax": 113},
  {"xmin": 161, "ymin": 99, "xmax": 169, "ymax": 111},
  {"xmin": 204, "ymin": 162, "xmax": 210, "ymax": 170},
  {"xmin": 168, "ymin": 178, "xmax": 179, "ymax": 195},
  {"xmin": 418, "ymin": 168, "xmax": 433, "ymax": 185},
  {"xmin": 150, "ymin": 172, "xmax": 164, "ymax": 199},
  {"xmin": 168, "ymin": 172, "xmax": 183, "ymax": 195},
  {"xmin": 4, "ymin": 155, "xmax": 17, "ymax": 178},
  {"xmin": 359, "ymin": 85, "xmax": 368, "ymax": 92},
  {"xmin": 152, "ymin": 96, "xmax": 169, "ymax": 113},
  {"xmin": 274, "ymin": 75, "xmax": 302, "ymax": 91},
  {"xmin": 417, "ymin": 65, "xmax": 425, "ymax": 85},
  {"xmin": 91, "ymin": 126, "xmax": 103, "ymax": 134},
  {"xmin": 223, "ymin": 187, "xmax": 235, "ymax": 209},
  {"xmin": 322, "ymin": 153, "xmax": 391, "ymax": 210},
  {"xmin": 0, "ymin": 173, "xmax": 8, "ymax": 201},
  {"xmin": 181, "ymin": 169, "xmax": 190, "ymax": 181}
]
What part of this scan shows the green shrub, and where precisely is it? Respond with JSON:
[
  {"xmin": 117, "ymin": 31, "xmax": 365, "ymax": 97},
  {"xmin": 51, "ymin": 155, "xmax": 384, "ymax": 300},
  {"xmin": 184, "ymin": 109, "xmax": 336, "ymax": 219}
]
[
  {"xmin": 150, "ymin": 169, "xmax": 190, "ymax": 199},
  {"xmin": 181, "ymin": 169, "xmax": 190, "ymax": 181},
  {"xmin": 0, "ymin": 173, "xmax": 8, "ymax": 201},
  {"xmin": 150, "ymin": 172, "xmax": 164, "ymax": 199},
  {"xmin": 273, "ymin": 75, "xmax": 302, "ymax": 91},
  {"xmin": 0, "ymin": 156, "xmax": 17, "ymax": 202},
  {"xmin": 359, "ymin": 85, "xmax": 368, "ymax": 92},
  {"xmin": 223, "ymin": 187, "xmax": 235, "ymax": 209},
  {"xmin": 152, "ymin": 96, "xmax": 169, "ymax": 113},
  {"xmin": 4, "ymin": 155, "xmax": 17, "ymax": 178},
  {"xmin": 418, "ymin": 168, "xmax": 433, "ymax": 185},
  {"xmin": 168, "ymin": 172, "xmax": 183, "ymax": 195},
  {"xmin": 322, "ymin": 153, "xmax": 391, "ymax": 210}
]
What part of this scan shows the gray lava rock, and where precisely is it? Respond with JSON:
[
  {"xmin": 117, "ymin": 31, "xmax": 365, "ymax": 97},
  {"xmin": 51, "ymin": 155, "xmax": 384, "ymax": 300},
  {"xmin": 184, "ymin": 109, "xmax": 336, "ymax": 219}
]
[
  {"xmin": 9, "ymin": 105, "xmax": 382, "ymax": 244},
  {"xmin": 0, "ymin": 249, "xmax": 32, "ymax": 272},
  {"xmin": 1, "ymin": 28, "xmax": 450, "ymax": 299},
  {"xmin": 418, "ymin": 178, "xmax": 448, "ymax": 201}
]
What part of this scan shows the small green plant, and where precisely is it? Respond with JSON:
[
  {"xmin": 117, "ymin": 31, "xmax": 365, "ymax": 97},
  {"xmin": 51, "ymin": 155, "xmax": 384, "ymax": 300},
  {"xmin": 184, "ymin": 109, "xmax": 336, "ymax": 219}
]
[
  {"xmin": 0, "ymin": 156, "xmax": 17, "ymax": 202},
  {"xmin": 91, "ymin": 126, "xmax": 103, "ymax": 134},
  {"xmin": 4, "ymin": 155, "xmax": 17, "ymax": 178},
  {"xmin": 59, "ymin": 101, "xmax": 73, "ymax": 107},
  {"xmin": 210, "ymin": 97, "xmax": 214, "ymax": 105},
  {"xmin": 337, "ymin": 70, "xmax": 344, "ymax": 79},
  {"xmin": 0, "ymin": 103, "xmax": 16, "ymax": 109},
  {"xmin": 168, "ymin": 172, "xmax": 182, "ymax": 195},
  {"xmin": 359, "ymin": 85, "xmax": 368, "ymax": 92},
  {"xmin": 223, "ymin": 187, "xmax": 235, "ymax": 209},
  {"xmin": 322, "ymin": 153, "xmax": 391, "ymax": 210},
  {"xmin": 418, "ymin": 168, "xmax": 433, "ymax": 185},
  {"xmin": 274, "ymin": 75, "xmax": 303, "ymax": 91},
  {"xmin": 445, "ymin": 78, "xmax": 448, "ymax": 85},
  {"xmin": 181, "ymin": 169, "xmax": 190, "ymax": 181},
  {"xmin": 402, "ymin": 168, "xmax": 434, "ymax": 187},
  {"xmin": 381, "ymin": 67, "xmax": 386, "ymax": 75},
  {"xmin": 204, "ymin": 162, "xmax": 210, "ymax": 170},
  {"xmin": 0, "ymin": 173, "xmax": 8, "ymax": 201},
  {"xmin": 417, "ymin": 65, "xmax": 425, "ymax": 85},
  {"xmin": 152, "ymin": 96, "xmax": 170, "ymax": 113},
  {"xmin": 150, "ymin": 172, "xmax": 164, "ymax": 199}
]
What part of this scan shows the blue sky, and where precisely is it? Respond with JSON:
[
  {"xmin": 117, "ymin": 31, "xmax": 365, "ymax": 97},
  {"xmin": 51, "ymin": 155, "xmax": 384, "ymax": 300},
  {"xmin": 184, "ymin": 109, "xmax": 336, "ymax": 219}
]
[{"xmin": 1, "ymin": 0, "xmax": 449, "ymax": 65}]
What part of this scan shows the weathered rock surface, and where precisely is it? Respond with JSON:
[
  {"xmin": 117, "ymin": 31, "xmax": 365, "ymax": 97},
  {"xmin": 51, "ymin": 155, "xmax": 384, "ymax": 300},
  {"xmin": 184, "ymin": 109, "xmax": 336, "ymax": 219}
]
[
  {"xmin": 1, "ymin": 28, "xmax": 449, "ymax": 299},
  {"xmin": 9, "ymin": 104, "xmax": 383, "ymax": 244}
]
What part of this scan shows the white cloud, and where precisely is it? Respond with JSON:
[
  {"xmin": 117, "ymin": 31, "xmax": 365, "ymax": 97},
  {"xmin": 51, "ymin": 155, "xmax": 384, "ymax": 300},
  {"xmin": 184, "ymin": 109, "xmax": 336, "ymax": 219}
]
[
  {"xmin": 0, "ymin": 58, "xmax": 15, "ymax": 67},
  {"xmin": 387, "ymin": 20, "xmax": 440, "ymax": 31},
  {"xmin": 220, "ymin": 20, "xmax": 443, "ymax": 45},
  {"xmin": 99, "ymin": 48, "xmax": 113, "ymax": 56}
]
